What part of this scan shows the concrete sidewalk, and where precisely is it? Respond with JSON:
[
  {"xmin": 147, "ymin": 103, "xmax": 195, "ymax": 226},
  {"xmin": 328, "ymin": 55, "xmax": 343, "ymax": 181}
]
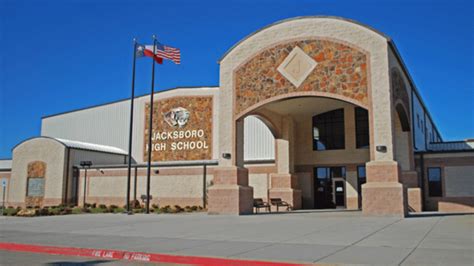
[{"xmin": 1, "ymin": 211, "xmax": 473, "ymax": 265}]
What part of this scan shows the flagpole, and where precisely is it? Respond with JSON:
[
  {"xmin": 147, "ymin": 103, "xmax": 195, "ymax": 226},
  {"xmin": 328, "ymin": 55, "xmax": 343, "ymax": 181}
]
[
  {"xmin": 145, "ymin": 35, "xmax": 157, "ymax": 214},
  {"xmin": 126, "ymin": 38, "xmax": 138, "ymax": 215}
]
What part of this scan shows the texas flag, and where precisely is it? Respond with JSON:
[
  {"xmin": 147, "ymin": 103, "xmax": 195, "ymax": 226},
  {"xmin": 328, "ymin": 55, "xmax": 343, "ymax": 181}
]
[{"xmin": 136, "ymin": 44, "xmax": 163, "ymax": 64}]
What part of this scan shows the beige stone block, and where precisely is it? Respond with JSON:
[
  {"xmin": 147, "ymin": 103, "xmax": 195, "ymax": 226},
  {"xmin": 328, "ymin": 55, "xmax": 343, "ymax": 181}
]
[
  {"xmin": 407, "ymin": 188, "xmax": 422, "ymax": 212},
  {"xmin": 362, "ymin": 182, "xmax": 406, "ymax": 217}
]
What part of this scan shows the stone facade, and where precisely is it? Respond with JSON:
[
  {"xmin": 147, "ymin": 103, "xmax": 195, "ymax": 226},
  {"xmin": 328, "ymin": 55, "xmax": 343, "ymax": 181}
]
[
  {"xmin": 144, "ymin": 96, "xmax": 213, "ymax": 161},
  {"xmin": 25, "ymin": 161, "xmax": 46, "ymax": 207},
  {"xmin": 235, "ymin": 39, "xmax": 368, "ymax": 116}
]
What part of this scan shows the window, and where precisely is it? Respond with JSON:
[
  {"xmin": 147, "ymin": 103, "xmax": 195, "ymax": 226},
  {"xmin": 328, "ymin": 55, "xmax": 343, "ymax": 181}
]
[
  {"xmin": 312, "ymin": 109, "xmax": 345, "ymax": 150},
  {"xmin": 417, "ymin": 114, "xmax": 420, "ymax": 128},
  {"xmin": 355, "ymin": 107, "xmax": 369, "ymax": 148},
  {"xmin": 317, "ymin": 168, "xmax": 329, "ymax": 179},
  {"xmin": 427, "ymin": 167, "xmax": 442, "ymax": 197},
  {"xmin": 357, "ymin": 166, "xmax": 366, "ymax": 181},
  {"xmin": 316, "ymin": 167, "xmax": 346, "ymax": 179}
]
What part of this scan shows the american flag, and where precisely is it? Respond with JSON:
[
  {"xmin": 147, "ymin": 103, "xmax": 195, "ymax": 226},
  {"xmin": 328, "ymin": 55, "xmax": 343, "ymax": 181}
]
[{"xmin": 155, "ymin": 42, "xmax": 181, "ymax": 64}]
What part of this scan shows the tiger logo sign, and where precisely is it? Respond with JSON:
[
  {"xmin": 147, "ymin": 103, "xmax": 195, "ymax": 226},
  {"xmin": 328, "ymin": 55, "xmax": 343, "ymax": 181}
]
[{"xmin": 163, "ymin": 107, "xmax": 190, "ymax": 128}]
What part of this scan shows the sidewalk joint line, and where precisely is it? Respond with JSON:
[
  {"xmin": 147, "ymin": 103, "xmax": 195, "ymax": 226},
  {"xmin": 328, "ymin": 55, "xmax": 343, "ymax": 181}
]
[
  {"xmin": 397, "ymin": 216, "xmax": 442, "ymax": 266},
  {"xmin": 312, "ymin": 218, "xmax": 403, "ymax": 263}
]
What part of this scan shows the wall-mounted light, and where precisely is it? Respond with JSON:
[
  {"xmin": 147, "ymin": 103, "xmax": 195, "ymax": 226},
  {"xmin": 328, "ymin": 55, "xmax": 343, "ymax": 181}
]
[
  {"xmin": 376, "ymin": 145, "xmax": 387, "ymax": 153},
  {"xmin": 222, "ymin": 153, "xmax": 231, "ymax": 159},
  {"xmin": 80, "ymin": 161, "xmax": 92, "ymax": 168}
]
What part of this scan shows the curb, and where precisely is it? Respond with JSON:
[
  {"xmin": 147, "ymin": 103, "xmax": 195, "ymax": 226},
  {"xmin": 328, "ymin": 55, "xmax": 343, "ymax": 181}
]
[{"xmin": 0, "ymin": 242, "xmax": 313, "ymax": 266}]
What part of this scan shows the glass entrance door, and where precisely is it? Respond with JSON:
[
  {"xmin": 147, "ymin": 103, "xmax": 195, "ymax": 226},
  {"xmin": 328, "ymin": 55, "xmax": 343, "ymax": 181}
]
[
  {"xmin": 334, "ymin": 180, "xmax": 345, "ymax": 207},
  {"xmin": 314, "ymin": 166, "xmax": 346, "ymax": 209}
]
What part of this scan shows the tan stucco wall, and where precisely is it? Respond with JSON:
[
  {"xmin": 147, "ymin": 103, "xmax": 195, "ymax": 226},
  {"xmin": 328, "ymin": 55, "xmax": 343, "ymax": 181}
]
[
  {"xmin": 297, "ymin": 172, "xmax": 313, "ymax": 209},
  {"xmin": 79, "ymin": 167, "xmax": 214, "ymax": 207},
  {"xmin": 394, "ymin": 112, "xmax": 411, "ymax": 171},
  {"xmin": 10, "ymin": 138, "xmax": 67, "ymax": 206},
  {"xmin": 249, "ymin": 173, "xmax": 269, "ymax": 200},
  {"xmin": 83, "ymin": 173, "xmax": 212, "ymax": 204}
]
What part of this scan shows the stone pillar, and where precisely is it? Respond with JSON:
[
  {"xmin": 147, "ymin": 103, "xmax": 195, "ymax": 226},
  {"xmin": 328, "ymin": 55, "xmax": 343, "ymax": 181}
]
[
  {"xmin": 269, "ymin": 117, "xmax": 302, "ymax": 210},
  {"xmin": 362, "ymin": 161, "xmax": 407, "ymax": 217},
  {"xmin": 207, "ymin": 167, "xmax": 254, "ymax": 214},
  {"xmin": 208, "ymin": 119, "xmax": 254, "ymax": 214}
]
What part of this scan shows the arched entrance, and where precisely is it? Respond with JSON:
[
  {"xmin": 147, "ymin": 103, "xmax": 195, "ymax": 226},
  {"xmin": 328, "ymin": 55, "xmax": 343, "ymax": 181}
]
[{"xmin": 208, "ymin": 16, "xmax": 410, "ymax": 216}]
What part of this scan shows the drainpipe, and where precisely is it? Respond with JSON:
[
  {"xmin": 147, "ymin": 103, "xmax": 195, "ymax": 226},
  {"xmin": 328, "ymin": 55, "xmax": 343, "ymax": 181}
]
[
  {"xmin": 64, "ymin": 148, "xmax": 71, "ymax": 205},
  {"xmin": 419, "ymin": 153, "xmax": 425, "ymax": 211}
]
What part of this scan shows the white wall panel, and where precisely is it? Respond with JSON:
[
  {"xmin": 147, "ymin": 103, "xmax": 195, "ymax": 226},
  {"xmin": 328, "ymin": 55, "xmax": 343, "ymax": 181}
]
[{"xmin": 244, "ymin": 116, "xmax": 275, "ymax": 160}]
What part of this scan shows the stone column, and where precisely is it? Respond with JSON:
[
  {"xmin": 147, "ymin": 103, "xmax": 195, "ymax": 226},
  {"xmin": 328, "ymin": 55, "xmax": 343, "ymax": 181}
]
[
  {"xmin": 362, "ymin": 57, "xmax": 407, "ymax": 217},
  {"xmin": 362, "ymin": 161, "xmax": 407, "ymax": 216},
  {"xmin": 208, "ymin": 119, "xmax": 253, "ymax": 214},
  {"xmin": 269, "ymin": 116, "xmax": 302, "ymax": 210}
]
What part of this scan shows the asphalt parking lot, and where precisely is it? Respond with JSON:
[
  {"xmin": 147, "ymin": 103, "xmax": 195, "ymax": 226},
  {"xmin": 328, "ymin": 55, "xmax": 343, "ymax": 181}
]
[{"xmin": 1, "ymin": 210, "xmax": 473, "ymax": 265}]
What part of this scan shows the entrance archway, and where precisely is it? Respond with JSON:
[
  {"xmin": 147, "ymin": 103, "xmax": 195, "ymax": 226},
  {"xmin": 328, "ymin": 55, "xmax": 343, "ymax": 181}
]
[{"xmin": 208, "ymin": 16, "xmax": 408, "ymax": 216}]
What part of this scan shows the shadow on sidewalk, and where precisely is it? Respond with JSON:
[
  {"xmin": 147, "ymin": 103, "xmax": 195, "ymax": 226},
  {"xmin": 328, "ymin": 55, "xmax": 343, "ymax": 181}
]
[
  {"xmin": 407, "ymin": 212, "xmax": 474, "ymax": 218},
  {"xmin": 252, "ymin": 209, "xmax": 361, "ymax": 215}
]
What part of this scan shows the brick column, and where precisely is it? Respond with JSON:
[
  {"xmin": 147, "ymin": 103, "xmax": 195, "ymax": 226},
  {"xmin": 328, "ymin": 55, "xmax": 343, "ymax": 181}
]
[
  {"xmin": 362, "ymin": 161, "xmax": 407, "ymax": 216},
  {"xmin": 207, "ymin": 167, "xmax": 253, "ymax": 214},
  {"xmin": 208, "ymin": 119, "xmax": 254, "ymax": 215}
]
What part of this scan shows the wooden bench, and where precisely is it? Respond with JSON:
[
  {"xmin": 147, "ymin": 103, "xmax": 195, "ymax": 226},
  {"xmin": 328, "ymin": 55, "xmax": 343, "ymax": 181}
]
[
  {"xmin": 253, "ymin": 198, "xmax": 271, "ymax": 213},
  {"xmin": 270, "ymin": 198, "xmax": 292, "ymax": 212}
]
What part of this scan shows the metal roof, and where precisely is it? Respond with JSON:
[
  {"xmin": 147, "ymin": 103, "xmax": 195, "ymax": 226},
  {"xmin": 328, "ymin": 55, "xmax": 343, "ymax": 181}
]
[
  {"xmin": 0, "ymin": 159, "xmax": 12, "ymax": 171},
  {"xmin": 13, "ymin": 136, "xmax": 128, "ymax": 156},
  {"xmin": 55, "ymin": 138, "xmax": 128, "ymax": 155},
  {"xmin": 427, "ymin": 140, "xmax": 474, "ymax": 152}
]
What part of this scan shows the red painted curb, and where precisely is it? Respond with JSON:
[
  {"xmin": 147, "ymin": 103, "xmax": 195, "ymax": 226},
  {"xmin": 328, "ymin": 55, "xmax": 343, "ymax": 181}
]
[{"xmin": 0, "ymin": 242, "xmax": 313, "ymax": 266}]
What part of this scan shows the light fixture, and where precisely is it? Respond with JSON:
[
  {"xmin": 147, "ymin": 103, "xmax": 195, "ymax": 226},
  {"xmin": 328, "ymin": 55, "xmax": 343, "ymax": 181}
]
[{"xmin": 376, "ymin": 145, "xmax": 387, "ymax": 153}]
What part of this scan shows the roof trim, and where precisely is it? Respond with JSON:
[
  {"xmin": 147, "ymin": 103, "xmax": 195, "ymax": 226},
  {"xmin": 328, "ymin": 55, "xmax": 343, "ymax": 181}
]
[
  {"xmin": 41, "ymin": 86, "xmax": 219, "ymax": 120},
  {"xmin": 218, "ymin": 15, "xmax": 391, "ymax": 63},
  {"xmin": 12, "ymin": 136, "xmax": 128, "ymax": 156}
]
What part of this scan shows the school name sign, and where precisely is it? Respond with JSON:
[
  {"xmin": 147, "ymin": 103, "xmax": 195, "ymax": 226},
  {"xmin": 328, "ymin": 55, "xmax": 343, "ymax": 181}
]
[{"xmin": 144, "ymin": 96, "xmax": 213, "ymax": 161}]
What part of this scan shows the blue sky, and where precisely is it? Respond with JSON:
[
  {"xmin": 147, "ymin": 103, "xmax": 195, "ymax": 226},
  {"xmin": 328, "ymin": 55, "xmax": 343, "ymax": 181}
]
[{"xmin": 0, "ymin": 0, "xmax": 473, "ymax": 158}]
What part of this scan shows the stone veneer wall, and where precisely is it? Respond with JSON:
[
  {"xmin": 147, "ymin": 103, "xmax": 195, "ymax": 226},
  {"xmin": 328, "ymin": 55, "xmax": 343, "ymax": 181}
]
[
  {"xmin": 144, "ymin": 96, "xmax": 213, "ymax": 161},
  {"xmin": 234, "ymin": 39, "xmax": 368, "ymax": 116},
  {"xmin": 25, "ymin": 161, "xmax": 46, "ymax": 207}
]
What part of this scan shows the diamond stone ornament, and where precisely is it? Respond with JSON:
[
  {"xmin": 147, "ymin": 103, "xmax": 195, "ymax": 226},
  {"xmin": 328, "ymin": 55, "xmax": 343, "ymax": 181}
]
[{"xmin": 277, "ymin": 46, "xmax": 317, "ymax": 88}]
